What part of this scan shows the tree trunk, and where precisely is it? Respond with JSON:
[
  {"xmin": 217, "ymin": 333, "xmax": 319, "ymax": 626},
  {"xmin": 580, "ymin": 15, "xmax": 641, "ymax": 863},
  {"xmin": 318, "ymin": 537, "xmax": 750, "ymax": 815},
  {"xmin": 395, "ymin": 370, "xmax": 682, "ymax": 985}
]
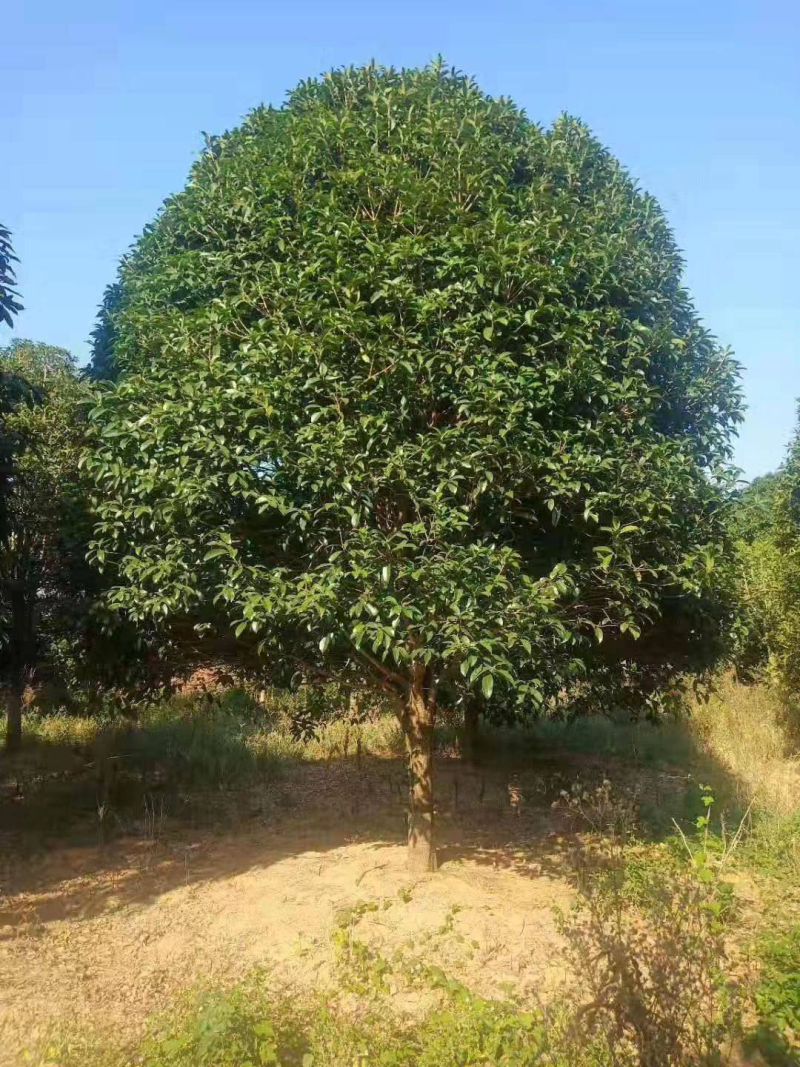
[
  {"xmin": 5, "ymin": 672, "xmax": 23, "ymax": 753},
  {"xmin": 402, "ymin": 668, "xmax": 438, "ymax": 874},
  {"xmin": 461, "ymin": 697, "xmax": 481, "ymax": 766},
  {"xmin": 4, "ymin": 584, "xmax": 32, "ymax": 754}
]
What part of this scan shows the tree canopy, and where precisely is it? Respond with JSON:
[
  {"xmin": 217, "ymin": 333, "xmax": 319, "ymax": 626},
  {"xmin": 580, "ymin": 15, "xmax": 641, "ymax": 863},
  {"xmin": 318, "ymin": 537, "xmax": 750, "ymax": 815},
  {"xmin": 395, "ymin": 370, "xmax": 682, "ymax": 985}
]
[
  {"xmin": 731, "ymin": 472, "xmax": 781, "ymax": 544},
  {"xmin": 87, "ymin": 62, "xmax": 743, "ymax": 867}
]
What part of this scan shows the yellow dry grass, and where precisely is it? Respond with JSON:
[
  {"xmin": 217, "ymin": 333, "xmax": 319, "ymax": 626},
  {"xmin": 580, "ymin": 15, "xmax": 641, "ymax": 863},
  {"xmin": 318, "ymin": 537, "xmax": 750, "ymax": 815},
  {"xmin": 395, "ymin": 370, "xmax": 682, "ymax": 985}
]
[{"xmin": 686, "ymin": 677, "xmax": 800, "ymax": 816}]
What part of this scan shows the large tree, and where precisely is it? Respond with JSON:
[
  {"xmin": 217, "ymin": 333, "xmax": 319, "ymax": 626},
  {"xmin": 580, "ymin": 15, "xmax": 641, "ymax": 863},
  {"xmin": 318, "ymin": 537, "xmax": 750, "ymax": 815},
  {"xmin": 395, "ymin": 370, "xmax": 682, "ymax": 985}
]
[
  {"xmin": 1, "ymin": 223, "xmax": 24, "ymax": 547},
  {"xmin": 87, "ymin": 63, "xmax": 742, "ymax": 870}
]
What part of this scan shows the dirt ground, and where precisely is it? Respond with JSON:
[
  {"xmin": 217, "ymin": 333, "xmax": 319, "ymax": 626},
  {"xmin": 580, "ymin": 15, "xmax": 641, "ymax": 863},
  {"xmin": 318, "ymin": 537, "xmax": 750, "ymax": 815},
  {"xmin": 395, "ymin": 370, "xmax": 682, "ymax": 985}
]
[{"xmin": 0, "ymin": 753, "xmax": 688, "ymax": 1064}]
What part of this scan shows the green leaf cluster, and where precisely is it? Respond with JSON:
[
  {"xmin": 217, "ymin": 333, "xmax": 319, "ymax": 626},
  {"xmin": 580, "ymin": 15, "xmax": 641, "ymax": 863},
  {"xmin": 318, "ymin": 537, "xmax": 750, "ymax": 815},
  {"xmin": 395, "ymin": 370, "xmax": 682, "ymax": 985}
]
[{"xmin": 0, "ymin": 223, "xmax": 23, "ymax": 328}]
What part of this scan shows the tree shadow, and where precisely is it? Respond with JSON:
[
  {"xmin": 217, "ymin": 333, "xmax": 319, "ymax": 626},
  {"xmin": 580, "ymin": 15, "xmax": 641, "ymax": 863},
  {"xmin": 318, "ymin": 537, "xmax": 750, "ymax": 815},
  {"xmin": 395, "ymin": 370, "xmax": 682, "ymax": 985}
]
[{"xmin": 0, "ymin": 715, "xmax": 754, "ymax": 931}]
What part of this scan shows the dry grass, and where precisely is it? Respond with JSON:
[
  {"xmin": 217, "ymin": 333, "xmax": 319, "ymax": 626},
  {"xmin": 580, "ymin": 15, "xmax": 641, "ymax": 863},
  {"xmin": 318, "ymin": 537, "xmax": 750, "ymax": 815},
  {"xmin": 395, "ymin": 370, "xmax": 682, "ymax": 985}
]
[{"xmin": 686, "ymin": 678, "xmax": 800, "ymax": 817}]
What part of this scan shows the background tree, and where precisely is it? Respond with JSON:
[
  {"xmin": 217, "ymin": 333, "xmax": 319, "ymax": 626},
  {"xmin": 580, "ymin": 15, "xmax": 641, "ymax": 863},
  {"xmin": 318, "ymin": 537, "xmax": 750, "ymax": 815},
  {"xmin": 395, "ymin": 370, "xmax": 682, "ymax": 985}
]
[
  {"xmin": 731, "ymin": 472, "xmax": 781, "ymax": 544},
  {"xmin": 0, "ymin": 224, "xmax": 23, "ymax": 329},
  {"xmin": 0, "ymin": 340, "xmax": 91, "ymax": 750},
  {"xmin": 735, "ymin": 404, "xmax": 800, "ymax": 702},
  {"xmin": 1, "ymin": 223, "xmax": 25, "ymax": 551},
  {"xmin": 87, "ymin": 63, "xmax": 742, "ymax": 870}
]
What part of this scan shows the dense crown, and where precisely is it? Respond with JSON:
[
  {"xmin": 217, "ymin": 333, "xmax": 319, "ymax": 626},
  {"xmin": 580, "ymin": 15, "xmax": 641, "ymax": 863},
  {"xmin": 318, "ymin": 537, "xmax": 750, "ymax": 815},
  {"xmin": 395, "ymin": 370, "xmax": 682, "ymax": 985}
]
[{"xmin": 88, "ymin": 63, "xmax": 742, "ymax": 703}]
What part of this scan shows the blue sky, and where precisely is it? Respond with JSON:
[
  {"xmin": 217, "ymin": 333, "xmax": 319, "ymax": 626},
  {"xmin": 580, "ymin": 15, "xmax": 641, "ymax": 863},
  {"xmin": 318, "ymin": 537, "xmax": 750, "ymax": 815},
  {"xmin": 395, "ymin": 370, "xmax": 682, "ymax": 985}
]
[{"xmin": 3, "ymin": 0, "xmax": 798, "ymax": 480}]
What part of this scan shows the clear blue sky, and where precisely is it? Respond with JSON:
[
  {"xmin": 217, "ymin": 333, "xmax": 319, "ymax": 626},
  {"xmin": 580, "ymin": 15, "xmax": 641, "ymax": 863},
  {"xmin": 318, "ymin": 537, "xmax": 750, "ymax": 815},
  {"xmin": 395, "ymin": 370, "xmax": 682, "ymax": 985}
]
[{"xmin": 4, "ymin": 0, "xmax": 798, "ymax": 480}]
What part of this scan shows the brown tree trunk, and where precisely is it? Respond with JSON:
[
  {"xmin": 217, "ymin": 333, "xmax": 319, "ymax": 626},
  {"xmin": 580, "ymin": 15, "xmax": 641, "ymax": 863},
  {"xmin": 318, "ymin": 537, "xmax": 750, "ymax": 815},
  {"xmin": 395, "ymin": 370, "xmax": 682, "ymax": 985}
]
[
  {"xmin": 461, "ymin": 697, "xmax": 481, "ymax": 765},
  {"xmin": 5, "ymin": 673, "xmax": 23, "ymax": 753},
  {"xmin": 402, "ymin": 667, "xmax": 438, "ymax": 874},
  {"xmin": 4, "ymin": 584, "xmax": 32, "ymax": 754}
]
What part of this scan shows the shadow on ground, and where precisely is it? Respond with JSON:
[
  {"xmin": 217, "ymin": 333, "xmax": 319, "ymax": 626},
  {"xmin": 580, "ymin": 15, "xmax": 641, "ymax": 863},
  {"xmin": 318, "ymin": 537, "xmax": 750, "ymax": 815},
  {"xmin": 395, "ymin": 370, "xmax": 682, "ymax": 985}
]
[{"xmin": 0, "ymin": 711, "xmax": 751, "ymax": 932}]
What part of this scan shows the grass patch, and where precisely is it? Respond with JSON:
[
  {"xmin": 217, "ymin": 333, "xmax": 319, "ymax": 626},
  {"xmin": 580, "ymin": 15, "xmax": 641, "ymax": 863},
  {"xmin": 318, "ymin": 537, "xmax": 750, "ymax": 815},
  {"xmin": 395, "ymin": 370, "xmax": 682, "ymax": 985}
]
[{"xmin": 29, "ymin": 968, "xmax": 594, "ymax": 1067}]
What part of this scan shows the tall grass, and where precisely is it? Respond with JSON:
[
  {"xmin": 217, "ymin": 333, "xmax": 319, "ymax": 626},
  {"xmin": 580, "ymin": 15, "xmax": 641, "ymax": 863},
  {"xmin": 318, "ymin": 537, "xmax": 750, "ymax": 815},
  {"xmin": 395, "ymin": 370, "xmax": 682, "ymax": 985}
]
[
  {"xmin": 20, "ymin": 688, "xmax": 406, "ymax": 788},
  {"xmin": 18, "ymin": 676, "xmax": 799, "ymax": 829},
  {"xmin": 686, "ymin": 678, "xmax": 800, "ymax": 817}
]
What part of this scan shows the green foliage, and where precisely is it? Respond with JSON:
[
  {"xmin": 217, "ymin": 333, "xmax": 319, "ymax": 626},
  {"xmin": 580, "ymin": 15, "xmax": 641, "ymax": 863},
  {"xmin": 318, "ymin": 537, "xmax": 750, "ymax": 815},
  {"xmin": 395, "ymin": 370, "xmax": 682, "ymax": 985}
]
[
  {"xmin": 88, "ymin": 281, "xmax": 123, "ymax": 382},
  {"xmin": 87, "ymin": 61, "xmax": 742, "ymax": 716},
  {"xmin": 0, "ymin": 222, "xmax": 23, "ymax": 327},
  {"xmin": 0, "ymin": 340, "xmax": 175, "ymax": 727},
  {"xmin": 747, "ymin": 924, "xmax": 800, "ymax": 1066},
  {"xmin": 404, "ymin": 981, "xmax": 555, "ymax": 1067},
  {"xmin": 36, "ymin": 969, "xmax": 573, "ymax": 1067},
  {"xmin": 734, "ymin": 403, "xmax": 800, "ymax": 698},
  {"xmin": 731, "ymin": 472, "xmax": 781, "ymax": 544},
  {"xmin": 141, "ymin": 981, "xmax": 286, "ymax": 1067},
  {"xmin": 0, "ymin": 339, "xmax": 88, "ymax": 564},
  {"xmin": 0, "ymin": 341, "xmax": 91, "ymax": 704}
]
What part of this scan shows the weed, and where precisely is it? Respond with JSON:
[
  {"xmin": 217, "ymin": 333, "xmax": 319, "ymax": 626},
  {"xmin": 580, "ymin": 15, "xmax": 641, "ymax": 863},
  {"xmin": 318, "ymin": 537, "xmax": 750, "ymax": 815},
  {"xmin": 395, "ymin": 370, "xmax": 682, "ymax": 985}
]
[
  {"xmin": 745, "ymin": 923, "xmax": 800, "ymax": 1066},
  {"xmin": 556, "ymin": 784, "xmax": 744, "ymax": 1066}
]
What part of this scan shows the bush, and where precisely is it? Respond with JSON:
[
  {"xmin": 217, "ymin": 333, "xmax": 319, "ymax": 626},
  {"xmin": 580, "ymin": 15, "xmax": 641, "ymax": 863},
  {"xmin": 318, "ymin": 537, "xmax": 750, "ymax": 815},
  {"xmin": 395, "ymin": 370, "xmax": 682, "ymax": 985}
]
[{"xmin": 141, "ymin": 982, "xmax": 290, "ymax": 1067}]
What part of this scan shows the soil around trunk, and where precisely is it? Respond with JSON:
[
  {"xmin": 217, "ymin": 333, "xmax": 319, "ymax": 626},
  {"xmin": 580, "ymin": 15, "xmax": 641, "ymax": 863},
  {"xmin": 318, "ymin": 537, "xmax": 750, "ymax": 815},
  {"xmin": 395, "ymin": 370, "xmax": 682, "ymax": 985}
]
[{"xmin": 0, "ymin": 753, "xmax": 589, "ymax": 1064}]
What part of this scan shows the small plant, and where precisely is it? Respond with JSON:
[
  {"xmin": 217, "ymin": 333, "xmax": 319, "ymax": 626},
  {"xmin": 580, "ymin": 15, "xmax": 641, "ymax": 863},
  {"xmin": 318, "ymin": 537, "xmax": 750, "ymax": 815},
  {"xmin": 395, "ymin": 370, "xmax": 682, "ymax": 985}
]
[
  {"xmin": 436, "ymin": 903, "xmax": 463, "ymax": 938},
  {"xmin": 745, "ymin": 923, "xmax": 800, "ymax": 1066},
  {"xmin": 331, "ymin": 902, "xmax": 394, "ymax": 996},
  {"xmin": 141, "ymin": 985, "xmax": 280, "ymax": 1066}
]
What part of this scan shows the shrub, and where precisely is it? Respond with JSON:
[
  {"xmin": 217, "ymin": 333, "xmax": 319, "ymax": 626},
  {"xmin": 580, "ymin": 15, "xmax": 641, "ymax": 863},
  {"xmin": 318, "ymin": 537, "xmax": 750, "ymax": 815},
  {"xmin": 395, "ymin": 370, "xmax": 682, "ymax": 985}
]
[{"xmin": 140, "ymin": 982, "xmax": 285, "ymax": 1067}]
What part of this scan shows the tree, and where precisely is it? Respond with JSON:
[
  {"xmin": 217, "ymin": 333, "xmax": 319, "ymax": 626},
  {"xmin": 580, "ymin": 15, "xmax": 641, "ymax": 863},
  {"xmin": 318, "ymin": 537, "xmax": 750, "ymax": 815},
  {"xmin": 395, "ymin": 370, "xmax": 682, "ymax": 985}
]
[
  {"xmin": 0, "ymin": 341, "xmax": 90, "ymax": 751},
  {"xmin": 1, "ymin": 223, "xmax": 24, "ymax": 551},
  {"xmin": 0, "ymin": 224, "xmax": 23, "ymax": 329},
  {"xmin": 730, "ymin": 472, "xmax": 781, "ymax": 544},
  {"xmin": 86, "ymin": 63, "xmax": 742, "ymax": 870},
  {"xmin": 772, "ymin": 405, "xmax": 800, "ymax": 697}
]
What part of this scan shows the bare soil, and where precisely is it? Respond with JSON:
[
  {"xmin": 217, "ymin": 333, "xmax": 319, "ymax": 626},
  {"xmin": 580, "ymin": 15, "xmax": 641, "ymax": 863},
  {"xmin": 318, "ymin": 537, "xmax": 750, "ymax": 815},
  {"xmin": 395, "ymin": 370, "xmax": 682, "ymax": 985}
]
[{"xmin": 0, "ymin": 752, "xmax": 688, "ymax": 1064}]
